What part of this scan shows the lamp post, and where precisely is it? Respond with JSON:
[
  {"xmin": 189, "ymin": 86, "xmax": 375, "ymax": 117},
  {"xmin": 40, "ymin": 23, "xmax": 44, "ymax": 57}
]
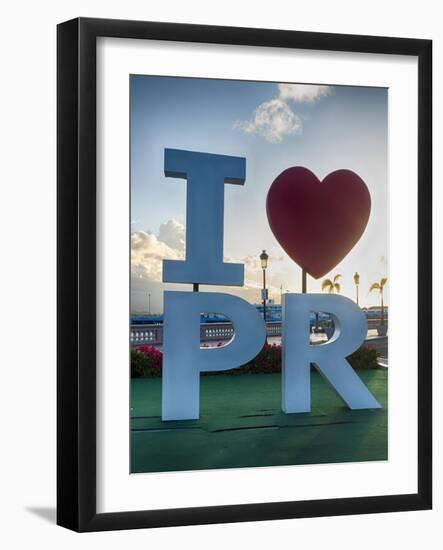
[
  {"xmin": 260, "ymin": 250, "xmax": 269, "ymax": 324},
  {"xmin": 148, "ymin": 292, "xmax": 151, "ymax": 315},
  {"xmin": 354, "ymin": 272, "xmax": 360, "ymax": 306},
  {"xmin": 301, "ymin": 268, "xmax": 307, "ymax": 293}
]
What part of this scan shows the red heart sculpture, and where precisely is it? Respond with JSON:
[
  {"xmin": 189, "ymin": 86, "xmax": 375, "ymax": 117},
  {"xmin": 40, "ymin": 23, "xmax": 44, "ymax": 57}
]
[{"xmin": 266, "ymin": 167, "xmax": 371, "ymax": 279}]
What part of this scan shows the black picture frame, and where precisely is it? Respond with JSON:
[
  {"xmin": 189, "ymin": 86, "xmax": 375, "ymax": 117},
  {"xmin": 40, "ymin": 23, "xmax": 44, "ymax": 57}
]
[{"xmin": 57, "ymin": 17, "xmax": 432, "ymax": 532}]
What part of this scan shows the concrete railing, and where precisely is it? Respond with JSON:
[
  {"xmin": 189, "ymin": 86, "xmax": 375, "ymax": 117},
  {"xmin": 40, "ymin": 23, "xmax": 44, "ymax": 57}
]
[
  {"xmin": 130, "ymin": 319, "xmax": 387, "ymax": 349},
  {"xmin": 367, "ymin": 318, "xmax": 388, "ymax": 330},
  {"xmin": 130, "ymin": 321, "xmax": 282, "ymax": 348},
  {"xmin": 363, "ymin": 335, "xmax": 388, "ymax": 358},
  {"xmin": 130, "ymin": 324, "xmax": 163, "ymax": 347}
]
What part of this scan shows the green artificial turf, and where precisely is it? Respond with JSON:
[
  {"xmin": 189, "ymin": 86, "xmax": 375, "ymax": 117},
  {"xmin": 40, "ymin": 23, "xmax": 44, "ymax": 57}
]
[{"xmin": 130, "ymin": 370, "xmax": 387, "ymax": 473}]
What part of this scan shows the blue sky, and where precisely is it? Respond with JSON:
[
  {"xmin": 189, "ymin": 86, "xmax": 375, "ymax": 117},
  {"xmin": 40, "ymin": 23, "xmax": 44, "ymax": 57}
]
[{"xmin": 130, "ymin": 75, "xmax": 388, "ymax": 313}]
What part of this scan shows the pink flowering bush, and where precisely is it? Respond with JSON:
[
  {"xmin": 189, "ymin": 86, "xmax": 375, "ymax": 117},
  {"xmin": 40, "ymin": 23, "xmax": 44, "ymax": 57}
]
[
  {"xmin": 130, "ymin": 342, "xmax": 379, "ymax": 378},
  {"xmin": 131, "ymin": 345, "xmax": 163, "ymax": 378}
]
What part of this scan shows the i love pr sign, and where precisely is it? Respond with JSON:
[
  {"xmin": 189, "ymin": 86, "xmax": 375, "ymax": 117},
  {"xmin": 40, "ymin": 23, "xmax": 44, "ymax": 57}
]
[{"xmin": 160, "ymin": 148, "xmax": 381, "ymax": 421}]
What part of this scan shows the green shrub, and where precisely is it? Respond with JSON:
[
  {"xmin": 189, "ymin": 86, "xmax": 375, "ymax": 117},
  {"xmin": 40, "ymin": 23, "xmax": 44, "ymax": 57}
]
[
  {"xmin": 130, "ymin": 342, "xmax": 381, "ymax": 378},
  {"xmin": 204, "ymin": 342, "xmax": 282, "ymax": 375},
  {"xmin": 240, "ymin": 343, "xmax": 282, "ymax": 374},
  {"xmin": 346, "ymin": 346, "xmax": 380, "ymax": 369}
]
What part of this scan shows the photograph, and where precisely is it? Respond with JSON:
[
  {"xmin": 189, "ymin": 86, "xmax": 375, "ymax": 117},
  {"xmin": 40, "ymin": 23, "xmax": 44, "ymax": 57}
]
[
  {"xmin": 0, "ymin": 1, "xmax": 435, "ymax": 543},
  {"xmin": 129, "ymin": 75, "xmax": 389, "ymax": 474}
]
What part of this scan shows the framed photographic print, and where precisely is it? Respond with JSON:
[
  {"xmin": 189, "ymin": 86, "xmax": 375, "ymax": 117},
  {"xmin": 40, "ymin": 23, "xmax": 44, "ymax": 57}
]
[{"xmin": 57, "ymin": 17, "xmax": 432, "ymax": 531}]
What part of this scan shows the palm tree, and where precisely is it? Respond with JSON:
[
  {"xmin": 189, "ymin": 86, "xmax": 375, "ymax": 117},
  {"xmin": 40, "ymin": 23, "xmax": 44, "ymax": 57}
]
[
  {"xmin": 320, "ymin": 274, "xmax": 341, "ymax": 338},
  {"xmin": 321, "ymin": 274, "xmax": 341, "ymax": 294},
  {"xmin": 369, "ymin": 277, "xmax": 388, "ymax": 324}
]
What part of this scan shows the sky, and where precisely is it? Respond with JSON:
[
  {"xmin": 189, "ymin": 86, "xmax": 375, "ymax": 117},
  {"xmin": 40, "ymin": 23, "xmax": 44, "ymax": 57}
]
[{"xmin": 130, "ymin": 75, "xmax": 388, "ymax": 314}]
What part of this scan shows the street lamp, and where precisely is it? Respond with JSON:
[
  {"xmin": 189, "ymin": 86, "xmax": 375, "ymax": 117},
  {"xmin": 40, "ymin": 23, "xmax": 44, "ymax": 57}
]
[
  {"xmin": 260, "ymin": 250, "xmax": 269, "ymax": 323},
  {"xmin": 148, "ymin": 292, "xmax": 151, "ymax": 315},
  {"xmin": 354, "ymin": 272, "xmax": 360, "ymax": 306}
]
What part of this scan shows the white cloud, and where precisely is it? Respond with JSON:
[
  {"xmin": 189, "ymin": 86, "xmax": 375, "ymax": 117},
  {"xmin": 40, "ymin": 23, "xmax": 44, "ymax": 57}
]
[
  {"xmin": 234, "ymin": 98, "xmax": 302, "ymax": 143},
  {"xmin": 131, "ymin": 230, "xmax": 184, "ymax": 282},
  {"xmin": 278, "ymin": 84, "xmax": 331, "ymax": 103},
  {"xmin": 237, "ymin": 254, "xmax": 284, "ymax": 299},
  {"xmin": 234, "ymin": 83, "xmax": 331, "ymax": 142},
  {"xmin": 131, "ymin": 225, "xmax": 283, "ymax": 298},
  {"xmin": 131, "ymin": 223, "xmax": 285, "ymax": 310},
  {"xmin": 158, "ymin": 218, "xmax": 185, "ymax": 252}
]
